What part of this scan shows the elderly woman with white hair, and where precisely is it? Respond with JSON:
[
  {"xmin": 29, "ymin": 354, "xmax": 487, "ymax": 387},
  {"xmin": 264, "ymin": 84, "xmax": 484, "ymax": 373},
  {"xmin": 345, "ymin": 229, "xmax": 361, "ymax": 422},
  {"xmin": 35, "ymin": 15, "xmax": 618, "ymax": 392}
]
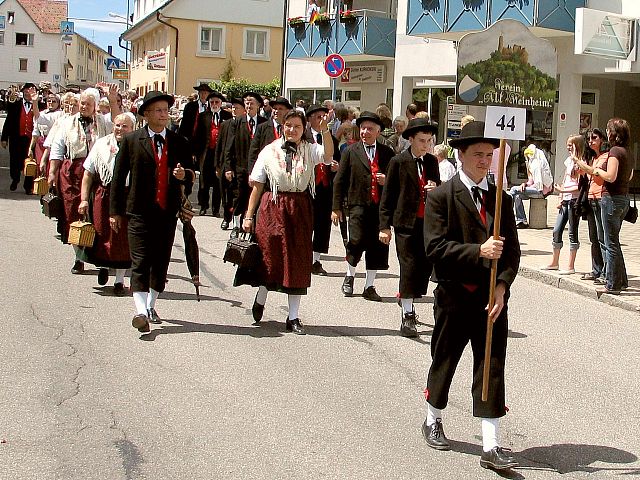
[
  {"xmin": 77, "ymin": 112, "xmax": 135, "ymax": 294},
  {"xmin": 49, "ymin": 87, "xmax": 113, "ymax": 273}
]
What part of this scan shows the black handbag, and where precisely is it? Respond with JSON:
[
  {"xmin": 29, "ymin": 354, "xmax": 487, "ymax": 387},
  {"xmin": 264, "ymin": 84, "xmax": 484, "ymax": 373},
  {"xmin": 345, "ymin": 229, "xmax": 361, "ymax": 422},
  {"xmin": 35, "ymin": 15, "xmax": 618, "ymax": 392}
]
[
  {"xmin": 573, "ymin": 173, "xmax": 591, "ymax": 220},
  {"xmin": 41, "ymin": 187, "xmax": 63, "ymax": 219},
  {"xmin": 223, "ymin": 232, "xmax": 261, "ymax": 269},
  {"xmin": 624, "ymin": 194, "xmax": 638, "ymax": 223}
]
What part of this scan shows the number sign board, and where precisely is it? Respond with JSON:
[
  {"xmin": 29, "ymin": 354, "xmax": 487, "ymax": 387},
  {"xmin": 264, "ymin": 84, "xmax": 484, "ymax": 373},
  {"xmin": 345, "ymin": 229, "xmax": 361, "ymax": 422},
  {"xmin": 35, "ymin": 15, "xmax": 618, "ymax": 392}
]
[{"xmin": 484, "ymin": 106, "xmax": 526, "ymax": 141}]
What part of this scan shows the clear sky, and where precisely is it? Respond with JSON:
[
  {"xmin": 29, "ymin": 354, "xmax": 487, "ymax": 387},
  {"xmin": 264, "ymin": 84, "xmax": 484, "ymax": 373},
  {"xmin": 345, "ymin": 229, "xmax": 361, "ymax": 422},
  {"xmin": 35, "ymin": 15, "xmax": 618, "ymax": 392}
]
[{"xmin": 68, "ymin": 0, "xmax": 131, "ymax": 62}]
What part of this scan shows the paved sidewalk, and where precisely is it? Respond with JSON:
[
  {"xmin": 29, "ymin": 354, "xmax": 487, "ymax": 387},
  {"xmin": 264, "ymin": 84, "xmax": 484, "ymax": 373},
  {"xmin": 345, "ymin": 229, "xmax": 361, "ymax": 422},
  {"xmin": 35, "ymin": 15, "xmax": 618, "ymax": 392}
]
[{"xmin": 516, "ymin": 196, "xmax": 640, "ymax": 312}]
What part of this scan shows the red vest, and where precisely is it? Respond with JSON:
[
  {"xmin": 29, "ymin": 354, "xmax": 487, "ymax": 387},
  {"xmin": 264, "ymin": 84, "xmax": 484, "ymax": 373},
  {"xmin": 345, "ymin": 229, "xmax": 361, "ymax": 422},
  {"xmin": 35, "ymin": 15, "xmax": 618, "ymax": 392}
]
[
  {"xmin": 151, "ymin": 137, "xmax": 169, "ymax": 209},
  {"xmin": 370, "ymin": 150, "xmax": 380, "ymax": 204},
  {"xmin": 209, "ymin": 120, "xmax": 220, "ymax": 150},
  {"xmin": 19, "ymin": 105, "xmax": 34, "ymax": 137}
]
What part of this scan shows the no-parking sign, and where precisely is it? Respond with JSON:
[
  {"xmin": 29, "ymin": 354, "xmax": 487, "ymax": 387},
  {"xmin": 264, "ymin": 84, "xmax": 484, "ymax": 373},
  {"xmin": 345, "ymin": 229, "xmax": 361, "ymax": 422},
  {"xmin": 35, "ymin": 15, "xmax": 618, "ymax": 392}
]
[{"xmin": 324, "ymin": 54, "xmax": 345, "ymax": 79}]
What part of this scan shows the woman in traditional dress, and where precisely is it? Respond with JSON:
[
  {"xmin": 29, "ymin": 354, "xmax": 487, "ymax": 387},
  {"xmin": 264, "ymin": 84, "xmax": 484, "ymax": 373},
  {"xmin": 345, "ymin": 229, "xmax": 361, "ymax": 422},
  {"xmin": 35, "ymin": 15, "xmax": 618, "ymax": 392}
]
[
  {"xmin": 39, "ymin": 92, "xmax": 78, "ymax": 175},
  {"xmin": 29, "ymin": 93, "xmax": 63, "ymax": 174},
  {"xmin": 78, "ymin": 113, "xmax": 135, "ymax": 294},
  {"xmin": 49, "ymin": 88, "xmax": 113, "ymax": 274},
  {"xmin": 240, "ymin": 110, "xmax": 334, "ymax": 334}
]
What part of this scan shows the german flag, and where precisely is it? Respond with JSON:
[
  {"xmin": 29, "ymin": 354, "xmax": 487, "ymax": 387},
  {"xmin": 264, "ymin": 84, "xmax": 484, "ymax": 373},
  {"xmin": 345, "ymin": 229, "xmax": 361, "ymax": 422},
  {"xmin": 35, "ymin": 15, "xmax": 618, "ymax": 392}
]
[{"xmin": 309, "ymin": 10, "xmax": 319, "ymax": 24}]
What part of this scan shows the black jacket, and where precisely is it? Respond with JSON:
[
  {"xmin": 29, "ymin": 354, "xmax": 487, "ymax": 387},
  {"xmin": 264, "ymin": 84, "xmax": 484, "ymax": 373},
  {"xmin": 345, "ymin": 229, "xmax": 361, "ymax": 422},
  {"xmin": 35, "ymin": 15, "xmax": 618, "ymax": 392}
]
[
  {"xmin": 194, "ymin": 108, "xmax": 233, "ymax": 159},
  {"xmin": 424, "ymin": 174, "xmax": 520, "ymax": 288},
  {"xmin": 1, "ymin": 100, "xmax": 36, "ymax": 142},
  {"xmin": 332, "ymin": 141, "xmax": 394, "ymax": 211},
  {"xmin": 223, "ymin": 115, "xmax": 267, "ymax": 174},
  {"xmin": 248, "ymin": 120, "xmax": 280, "ymax": 174},
  {"xmin": 177, "ymin": 100, "xmax": 204, "ymax": 141},
  {"xmin": 379, "ymin": 150, "xmax": 440, "ymax": 231},
  {"xmin": 110, "ymin": 128, "xmax": 194, "ymax": 217}
]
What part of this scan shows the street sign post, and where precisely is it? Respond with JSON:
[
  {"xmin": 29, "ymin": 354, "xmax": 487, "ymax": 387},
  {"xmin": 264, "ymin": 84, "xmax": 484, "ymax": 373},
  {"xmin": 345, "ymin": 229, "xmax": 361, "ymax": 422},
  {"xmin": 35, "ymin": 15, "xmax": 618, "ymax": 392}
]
[
  {"xmin": 106, "ymin": 58, "xmax": 120, "ymax": 71},
  {"xmin": 324, "ymin": 54, "xmax": 345, "ymax": 78}
]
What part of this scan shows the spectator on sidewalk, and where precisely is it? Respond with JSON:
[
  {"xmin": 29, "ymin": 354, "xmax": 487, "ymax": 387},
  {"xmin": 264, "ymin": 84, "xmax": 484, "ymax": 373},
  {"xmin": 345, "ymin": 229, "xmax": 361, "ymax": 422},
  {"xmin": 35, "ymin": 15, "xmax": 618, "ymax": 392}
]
[
  {"xmin": 508, "ymin": 144, "xmax": 553, "ymax": 228},
  {"xmin": 541, "ymin": 135, "xmax": 585, "ymax": 274}
]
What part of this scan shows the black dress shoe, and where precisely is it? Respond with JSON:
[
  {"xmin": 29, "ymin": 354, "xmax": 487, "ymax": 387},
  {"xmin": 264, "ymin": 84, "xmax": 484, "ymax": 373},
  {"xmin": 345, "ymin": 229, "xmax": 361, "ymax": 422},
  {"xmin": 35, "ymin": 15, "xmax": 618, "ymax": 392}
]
[
  {"xmin": 285, "ymin": 317, "xmax": 306, "ymax": 335},
  {"xmin": 480, "ymin": 446, "xmax": 519, "ymax": 470},
  {"xmin": 516, "ymin": 222, "xmax": 529, "ymax": 229},
  {"xmin": 400, "ymin": 310, "xmax": 419, "ymax": 338},
  {"xmin": 97, "ymin": 268, "xmax": 109, "ymax": 286},
  {"xmin": 252, "ymin": 295, "xmax": 265, "ymax": 323},
  {"xmin": 71, "ymin": 261, "xmax": 84, "ymax": 274},
  {"xmin": 113, "ymin": 283, "xmax": 126, "ymax": 296},
  {"xmin": 199, "ymin": 208, "xmax": 207, "ymax": 216},
  {"xmin": 342, "ymin": 275, "xmax": 354, "ymax": 296},
  {"xmin": 147, "ymin": 308, "xmax": 162, "ymax": 324},
  {"xmin": 421, "ymin": 418, "xmax": 450, "ymax": 451},
  {"xmin": 9, "ymin": 180, "xmax": 18, "ymax": 191},
  {"xmin": 311, "ymin": 261, "xmax": 328, "ymax": 276},
  {"xmin": 220, "ymin": 219, "xmax": 230, "ymax": 230},
  {"xmin": 362, "ymin": 286, "xmax": 382, "ymax": 302},
  {"xmin": 132, "ymin": 314, "xmax": 150, "ymax": 333}
]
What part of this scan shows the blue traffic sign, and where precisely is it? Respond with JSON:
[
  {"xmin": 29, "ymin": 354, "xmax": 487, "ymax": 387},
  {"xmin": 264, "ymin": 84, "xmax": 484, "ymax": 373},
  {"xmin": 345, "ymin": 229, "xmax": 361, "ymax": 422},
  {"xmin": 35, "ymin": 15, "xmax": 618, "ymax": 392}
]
[
  {"xmin": 60, "ymin": 21, "xmax": 74, "ymax": 35},
  {"xmin": 324, "ymin": 54, "xmax": 345, "ymax": 78},
  {"xmin": 106, "ymin": 58, "xmax": 120, "ymax": 70}
]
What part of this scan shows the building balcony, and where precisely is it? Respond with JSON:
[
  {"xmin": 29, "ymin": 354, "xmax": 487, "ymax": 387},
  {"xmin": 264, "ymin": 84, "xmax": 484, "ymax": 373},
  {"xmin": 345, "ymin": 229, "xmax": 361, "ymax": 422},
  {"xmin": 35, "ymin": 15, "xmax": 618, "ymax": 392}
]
[
  {"xmin": 407, "ymin": 0, "xmax": 586, "ymax": 38},
  {"xmin": 286, "ymin": 10, "xmax": 397, "ymax": 61}
]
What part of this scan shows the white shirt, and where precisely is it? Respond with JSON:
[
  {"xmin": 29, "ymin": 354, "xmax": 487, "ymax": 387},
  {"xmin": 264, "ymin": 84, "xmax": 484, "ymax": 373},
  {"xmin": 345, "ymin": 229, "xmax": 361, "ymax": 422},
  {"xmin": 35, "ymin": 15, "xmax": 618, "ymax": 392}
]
[
  {"xmin": 438, "ymin": 159, "xmax": 456, "ymax": 182},
  {"xmin": 363, "ymin": 141, "xmax": 376, "ymax": 162},
  {"xmin": 147, "ymin": 127, "xmax": 167, "ymax": 157},
  {"xmin": 459, "ymin": 169, "xmax": 489, "ymax": 213}
]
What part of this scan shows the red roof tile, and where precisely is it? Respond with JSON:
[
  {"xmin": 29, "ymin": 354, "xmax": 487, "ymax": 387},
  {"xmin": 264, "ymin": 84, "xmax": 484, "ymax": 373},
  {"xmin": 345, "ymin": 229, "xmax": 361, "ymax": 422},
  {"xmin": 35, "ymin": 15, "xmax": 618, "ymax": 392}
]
[{"xmin": 18, "ymin": 0, "xmax": 68, "ymax": 34}]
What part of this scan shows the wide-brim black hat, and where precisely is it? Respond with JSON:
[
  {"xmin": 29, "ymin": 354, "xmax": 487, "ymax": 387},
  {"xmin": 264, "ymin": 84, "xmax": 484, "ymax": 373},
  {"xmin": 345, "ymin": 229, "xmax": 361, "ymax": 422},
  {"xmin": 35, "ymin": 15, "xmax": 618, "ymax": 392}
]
[
  {"xmin": 402, "ymin": 118, "xmax": 438, "ymax": 139},
  {"xmin": 448, "ymin": 121, "xmax": 499, "ymax": 149},
  {"xmin": 271, "ymin": 96, "xmax": 293, "ymax": 109},
  {"xmin": 230, "ymin": 97, "xmax": 245, "ymax": 107},
  {"xmin": 193, "ymin": 82, "xmax": 214, "ymax": 92},
  {"xmin": 305, "ymin": 104, "xmax": 329, "ymax": 118},
  {"xmin": 206, "ymin": 91, "xmax": 226, "ymax": 102},
  {"xmin": 139, "ymin": 91, "xmax": 174, "ymax": 115},
  {"xmin": 356, "ymin": 111, "xmax": 385, "ymax": 129},
  {"xmin": 243, "ymin": 91, "xmax": 264, "ymax": 106},
  {"xmin": 21, "ymin": 82, "xmax": 37, "ymax": 91}
]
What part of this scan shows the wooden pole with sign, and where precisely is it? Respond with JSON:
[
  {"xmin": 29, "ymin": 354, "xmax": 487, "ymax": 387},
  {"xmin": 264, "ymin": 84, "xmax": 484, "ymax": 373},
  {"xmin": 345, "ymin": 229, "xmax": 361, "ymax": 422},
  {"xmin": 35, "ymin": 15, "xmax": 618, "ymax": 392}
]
[{"xmin": 481, "ymin": 138, "xmax": 506, "ymax": 402}]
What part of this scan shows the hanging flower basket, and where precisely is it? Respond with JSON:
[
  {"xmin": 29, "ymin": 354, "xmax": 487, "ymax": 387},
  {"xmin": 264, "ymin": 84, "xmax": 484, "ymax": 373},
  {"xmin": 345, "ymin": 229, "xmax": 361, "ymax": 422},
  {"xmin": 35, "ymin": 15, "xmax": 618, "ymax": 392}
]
[
  {"xmin": 314, "ymin": 13, "xmax": 331, "ymax": 25},
  {"xmin": 288, "ymin": 17, "xmax": 305, "ymax": 27},
  {"xmin": 339, "ymin": 10, "xmax": 358, "ymax": 23}
]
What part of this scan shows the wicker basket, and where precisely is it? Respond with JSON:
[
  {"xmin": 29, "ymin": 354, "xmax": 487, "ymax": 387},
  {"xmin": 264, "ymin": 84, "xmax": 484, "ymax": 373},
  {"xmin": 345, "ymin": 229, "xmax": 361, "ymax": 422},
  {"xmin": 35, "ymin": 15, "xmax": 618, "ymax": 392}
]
[
  {"xmin": 23, "ymin": 157, "xmax": 37, "ymax": 177},
  {"xmin": 68, "ymin": 221, "xmax": 96, "ymax": 247},
  {"xmin": 32, "ymin": 176, "xmax": 48, "ymax": 195}
]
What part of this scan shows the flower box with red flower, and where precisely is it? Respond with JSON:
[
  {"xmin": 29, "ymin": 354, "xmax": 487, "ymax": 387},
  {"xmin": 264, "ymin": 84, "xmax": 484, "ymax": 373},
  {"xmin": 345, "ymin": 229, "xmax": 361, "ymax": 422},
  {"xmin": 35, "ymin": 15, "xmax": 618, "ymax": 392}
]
[
  {"xmin": 288, "ymin": 17, "xmax": 305, "ymax": 27},
  {"xmin": 339, "ymin": 10, "xmax": 358, "ymax": 23}
]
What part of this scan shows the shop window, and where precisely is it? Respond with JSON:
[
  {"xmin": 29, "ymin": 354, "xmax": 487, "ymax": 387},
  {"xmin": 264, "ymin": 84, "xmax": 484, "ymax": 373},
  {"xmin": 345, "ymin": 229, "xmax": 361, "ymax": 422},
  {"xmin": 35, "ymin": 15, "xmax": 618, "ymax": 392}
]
[{"xmin": 344, "ymin": 90, "xmax": 361, "ymax": 102}]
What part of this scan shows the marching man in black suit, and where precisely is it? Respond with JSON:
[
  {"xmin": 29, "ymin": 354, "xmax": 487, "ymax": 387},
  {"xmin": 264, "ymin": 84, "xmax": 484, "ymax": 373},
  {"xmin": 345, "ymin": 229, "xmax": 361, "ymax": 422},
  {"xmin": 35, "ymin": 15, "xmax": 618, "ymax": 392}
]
[
  {"xmin": 110, "ymin": 91, "xmax": 194, "ymax": 334},
  {"xmin": 421, "ymin": 121, "xmax": 520, "ymax": 471},
  {"xmin": 178, "ymin": 83, "xmax": 213, "ymax": 142},
  {"xmin": 305, "ymin": 104, "xmax": 340, "ymax": 276},
  {"xmin": 332, "ymin": 112, "xmax": 394, "ymax": 301},
  {"xmin": 247, "ymin": 96, "xmax": 292, "ymax": 174},
  {"xmin": 1, "ymin": 82, "xmax": 38, "ymax": 192},
  {"xmin": 194, "ymin": 91, "xmax": 232, "ymax": 216},
  {"xmin": 223, "ymin": 92, "xmax": 267, "ymax": 234},
  {"xmin": 379, "ymin": 118, "xmax": 440, "ymax": 337}
]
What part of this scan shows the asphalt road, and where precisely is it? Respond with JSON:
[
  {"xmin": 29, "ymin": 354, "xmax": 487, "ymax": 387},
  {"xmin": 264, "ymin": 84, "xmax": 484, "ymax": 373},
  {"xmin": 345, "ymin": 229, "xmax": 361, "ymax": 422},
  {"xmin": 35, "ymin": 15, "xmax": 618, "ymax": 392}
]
[{"xmin": 0, "ymin": 127, "xmax": 639, "ymax": 478}]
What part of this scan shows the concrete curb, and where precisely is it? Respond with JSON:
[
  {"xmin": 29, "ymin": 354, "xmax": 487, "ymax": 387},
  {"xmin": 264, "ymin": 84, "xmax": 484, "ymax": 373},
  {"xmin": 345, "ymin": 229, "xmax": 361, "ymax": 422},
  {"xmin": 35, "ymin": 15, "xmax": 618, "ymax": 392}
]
[{"xmin": 519, "ymin": 266, "xmax": 640, "ymax": 313}]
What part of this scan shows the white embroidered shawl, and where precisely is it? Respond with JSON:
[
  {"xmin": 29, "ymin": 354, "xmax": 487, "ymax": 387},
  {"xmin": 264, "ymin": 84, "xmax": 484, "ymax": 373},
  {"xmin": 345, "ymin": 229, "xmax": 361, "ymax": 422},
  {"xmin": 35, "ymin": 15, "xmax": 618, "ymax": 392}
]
[
  {"xmin": 85, "ymin": 133, "xmax": 119, "ymax": 185},
  {"xmin": 259, "ymin": 139, "xmax": 320, "ymax": 200},
  {"xmin": 62, "ymin": 112, "xmax": 111, "ymax": 160}
]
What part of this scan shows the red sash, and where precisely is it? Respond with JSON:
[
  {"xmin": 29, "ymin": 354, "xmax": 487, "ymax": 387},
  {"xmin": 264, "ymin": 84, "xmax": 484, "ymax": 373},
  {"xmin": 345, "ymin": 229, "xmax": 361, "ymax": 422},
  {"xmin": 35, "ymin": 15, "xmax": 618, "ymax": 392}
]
[
  {"xmin": 20, "ymin": 106, "xmax": 34, "ymax": 137},
  {"xmin": 151, "ymin": 137, "xmax": 170, "ymax": 209},
  {"xmin": 370, "ymin": 151, "xmax": 380, "ymax": 204}
]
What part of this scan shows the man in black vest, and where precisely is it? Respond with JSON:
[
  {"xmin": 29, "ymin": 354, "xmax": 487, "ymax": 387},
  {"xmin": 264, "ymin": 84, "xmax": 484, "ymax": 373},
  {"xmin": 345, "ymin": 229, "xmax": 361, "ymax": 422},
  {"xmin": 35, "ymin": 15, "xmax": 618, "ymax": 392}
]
[
  {"xmin": 110, "ymin": 91, "xmax": 194, "ymax": 334},
  {"xmin": 421, "ymin": 121, "xmax": 520, "ymax": 471},
  {"xmin": 1, "ymin": 82, "xmax": 38, "ymax": 192},
  {"xmin": 305, "ymin": 104, "xmax": 340, "ymax": 275},
  {"xmin": 247, "ymin": 96, "xmax": 292, "ymax": 174},
  {"xmin": 332, "ymin": 112, "xmax": 394, "ymax": 301},
  {"xmin": 222, "ymin": 92, "xmax": 267, "ymax": 234},
  {"xmin": 194, "ymin": 91, "xmax": 232, "ymax": 216},
  {"xmin": 379, "ymin": 118, "xmax": 440, "ymax": 337}
]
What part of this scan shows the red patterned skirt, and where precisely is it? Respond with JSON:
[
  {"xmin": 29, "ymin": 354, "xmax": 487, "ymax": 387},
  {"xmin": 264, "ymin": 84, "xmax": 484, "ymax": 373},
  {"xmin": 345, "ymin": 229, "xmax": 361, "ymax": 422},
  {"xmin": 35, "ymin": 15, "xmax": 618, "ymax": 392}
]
[
  {"xmin": 57, "ymin": 157, "xmax": 85, "ymax": 244},
  {"xmin": 79, "ymin": 183, "xmax": 131, "ymax": 268},
  {"xmin": 235, "ymin": 191, "xmax": 313, "ymax": 294}
]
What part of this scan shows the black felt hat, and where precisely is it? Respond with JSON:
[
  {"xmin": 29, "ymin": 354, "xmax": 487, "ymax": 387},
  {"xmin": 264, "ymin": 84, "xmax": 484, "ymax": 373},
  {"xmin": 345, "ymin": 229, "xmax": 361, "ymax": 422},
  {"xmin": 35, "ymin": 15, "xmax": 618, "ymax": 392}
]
[
  {"xmin": 271, "ymin": 96, "xmax": 293, "ymax": 109},
  {"xmin": 402, "ymin": 118, "xmax": 438, "ymax": 139},
  {"xmin": 355, "ymin": 111, "xmax": 384, "ymax": 129},
  {"xmin": 138, "ymin": 91, "xmax": 174, "ymax": 115},
  {"xmin": 448, "ymin": 121, "xmax": 499, "ymax": 149},
  {"xmin": 243, "ymin": 91, "xmax": 264, "ymax": 106},
  {"xmin": 193, "ymin": 82, "xmax": 214, "ymax": 92},
  {"xmin": 21, "ymin": 82, "xmax": 37, "ymax": 91},
  {"xmin": 305, "ymin": 104, "xmax": 329, "ymax": 118},
  {"xmin": 230, "ymin": 97, "xmax": 245, "ymax": 107},
  {"xmin": 206, "ymin": 91, "xmax": 226, "ymax": 102}
]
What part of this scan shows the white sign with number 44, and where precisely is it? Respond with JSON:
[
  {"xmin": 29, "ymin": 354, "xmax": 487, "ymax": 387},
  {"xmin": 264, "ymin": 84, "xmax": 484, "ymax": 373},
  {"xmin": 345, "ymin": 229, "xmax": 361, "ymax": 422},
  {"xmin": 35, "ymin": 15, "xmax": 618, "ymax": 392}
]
[{"xmin": 484, "ymin": 106, "xmax": 526, "ymax": 141}]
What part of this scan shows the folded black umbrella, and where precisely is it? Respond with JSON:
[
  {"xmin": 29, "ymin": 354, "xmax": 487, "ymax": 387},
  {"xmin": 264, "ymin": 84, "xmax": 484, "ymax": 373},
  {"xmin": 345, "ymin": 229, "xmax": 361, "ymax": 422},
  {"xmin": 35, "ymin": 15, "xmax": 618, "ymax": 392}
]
[{"xmin": 179, "ymin": 188, "xmax": 201, "ymax": 301}]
